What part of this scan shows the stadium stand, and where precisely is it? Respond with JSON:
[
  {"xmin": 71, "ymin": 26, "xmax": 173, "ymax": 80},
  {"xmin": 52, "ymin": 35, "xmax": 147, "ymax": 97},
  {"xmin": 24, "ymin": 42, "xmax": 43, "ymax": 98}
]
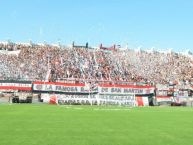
[
  {"xmin": 0, "ymin": 41, "xmax": 192, "ymax": 106},
  {"xmin": 0, "ymin": 41, "xmax": 192, "ymax": 87}
]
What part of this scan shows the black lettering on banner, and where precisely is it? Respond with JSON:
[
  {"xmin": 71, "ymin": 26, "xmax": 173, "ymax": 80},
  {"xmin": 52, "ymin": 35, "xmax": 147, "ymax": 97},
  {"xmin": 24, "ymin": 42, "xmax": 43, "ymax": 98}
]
[
  {"xmin": 124, "ymin": 88, "xmax": 144, "ymax": 94},
  {"xmin": 35, "ymin": 84, "xmax": 42, "ymax": 90},
  {"xmin": 45, "ymin": 85, "xmax": 53, "ymax": 91},
  {"xmin": 101, "ymin": 88, "xmax": 108, "ymax": 93},
  {"xmin": 111, "ymin": 88, "xmax": 121, "ymax": 93},
  {"xmin": 81, "ymin": 87, "xmax": 85, "ymax": 92},
  {"xmin": 56, "ymin": 86, "xmax": 78, "ymax": 92},
  {"xmin": 124, "ymin": 89, "xmax": 129, "ymax": 93}
]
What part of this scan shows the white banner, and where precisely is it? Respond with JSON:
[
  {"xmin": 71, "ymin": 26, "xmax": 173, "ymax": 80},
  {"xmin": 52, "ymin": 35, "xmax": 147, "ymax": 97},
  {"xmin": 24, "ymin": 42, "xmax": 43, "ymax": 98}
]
[
  {"xmin": 55, "ymin": 94, "xmax": 135, "ymax": 106},
  {"xmin": 98, "ymin": 94, "xmax": 135, "ymax": 106},
  {"xmin": 98, "ymin": 86, "xmax": 154, "ymax": 95},
  {"xmin": 33, "ymin": 83, "xmax": 95, "ymax": 93},
  {"xmin": 156, "ymin": 96, "xmax": 173, "ymax": 102},
  {"xmin": 33, "ymin": 82, "xmax": 155, "ymax": 95}
]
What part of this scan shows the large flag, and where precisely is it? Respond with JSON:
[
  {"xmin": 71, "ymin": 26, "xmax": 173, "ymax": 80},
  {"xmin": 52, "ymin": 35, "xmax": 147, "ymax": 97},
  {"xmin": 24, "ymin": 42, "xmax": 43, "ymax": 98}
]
[
  {"xmin": 49, "ymin": 95, "xmax": 58, "ymax": 105},
  {"xmin": 136, "ymin": 96, "xmax": 149, "ymax": 106}
]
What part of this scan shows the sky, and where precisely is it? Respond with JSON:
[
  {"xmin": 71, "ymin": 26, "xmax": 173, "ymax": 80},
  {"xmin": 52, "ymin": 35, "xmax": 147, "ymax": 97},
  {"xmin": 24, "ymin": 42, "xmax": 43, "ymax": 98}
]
[{"xmin": 0, "ymin": 0, "xmax": 193, "ymax": 52}]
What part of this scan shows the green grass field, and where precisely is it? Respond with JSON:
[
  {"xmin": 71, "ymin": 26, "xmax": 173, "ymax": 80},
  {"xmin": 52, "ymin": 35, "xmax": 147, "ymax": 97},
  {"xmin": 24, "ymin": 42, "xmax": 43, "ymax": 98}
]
[{"xmin": 0, "ymin": 105, "xmax": 193, "ymax": 145}]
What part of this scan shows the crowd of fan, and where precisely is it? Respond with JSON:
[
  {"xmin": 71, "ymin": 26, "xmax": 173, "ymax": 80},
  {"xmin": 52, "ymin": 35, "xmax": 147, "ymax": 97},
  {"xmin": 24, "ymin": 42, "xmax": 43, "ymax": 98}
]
[{"xmin": 0, "ymin": 42, "xmax": 193, "ymax": 86}]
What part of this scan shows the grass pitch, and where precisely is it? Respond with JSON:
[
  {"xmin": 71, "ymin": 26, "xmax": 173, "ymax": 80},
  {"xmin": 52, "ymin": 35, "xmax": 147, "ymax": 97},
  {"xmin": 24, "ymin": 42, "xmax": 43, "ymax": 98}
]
[{"xmin": 0, "ymin": 105, "xmax": 193, "ymax": 145}]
